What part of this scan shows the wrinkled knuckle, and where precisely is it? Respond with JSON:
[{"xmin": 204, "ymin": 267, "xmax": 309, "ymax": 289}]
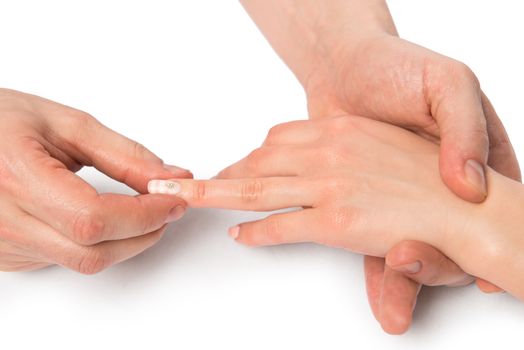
[
  {"xmin": 131, "ymin": 140, "xmax": 152, "ymax": 160},
  {"xmin": 239, "ymin": 180, "xmax": 264, "ymax": 203},
  {"xmin": 71, "ymin": 209, "xmax": 105, "ymax": 245},
  {"xmin": 262, "ymin": 216, "xmax": 283, "ymax": 244},
  {"xmin": 74, "ymin": 248, "xmax": 112, "ymax": 275},
  {"xmin": 191, "ymin": 180, "xmax": 208, "ymax": 202}
]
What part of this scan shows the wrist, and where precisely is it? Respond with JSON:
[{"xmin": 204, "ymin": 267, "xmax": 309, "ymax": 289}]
[
  {"xmin": 447, "ymin": 170, "xmax": 524, "ymax": 299},
  {"xmin": 241, "ymin": 0, "xmax": 397, "ymax": 90}
]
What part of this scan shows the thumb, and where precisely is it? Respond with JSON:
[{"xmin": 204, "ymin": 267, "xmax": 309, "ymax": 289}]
[
  {"xmin": 52, "ymin": 113, "xmax": 193, "ymax": 193},
  {"xmin": 429, "ymin": 63, "xmax": 489, "ymax": 203}
]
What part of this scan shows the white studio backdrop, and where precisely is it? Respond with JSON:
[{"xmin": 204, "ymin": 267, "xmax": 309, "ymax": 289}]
[{"xmin": 1, "ymin": 1, "xmax": 524, "ymax": 349}]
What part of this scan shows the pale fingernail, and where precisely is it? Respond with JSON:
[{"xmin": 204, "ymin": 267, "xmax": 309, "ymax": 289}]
[
  {"xmin": 164, "ymin": 164, "xmax": 191, "ymax": 174},
  {"xmin": 228, "ymin": 225, "xmax": 240, "ymax": 239},
  {"xmin": 166, "ymin": 205, "xmax": 186, "ymax": 223},
  {"xmin": 392, "ymin": 261, "xmax": 422, "ymax": 274},
  {"xmin": 148, "ymin": 179, "xmax": 181, "ymax": 195},
  {"xmin": 464, "ymin": 159, "xmax": 487, "ymax": 197}
]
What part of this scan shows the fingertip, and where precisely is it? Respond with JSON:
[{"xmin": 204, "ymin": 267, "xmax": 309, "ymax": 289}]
[
  {"xmin": 439, "ymin": 153, "xmax": 487, "ymax": 203},
  {"xmin": 166, "ymin": 205, "xmax": 186, "ymax": 223},
  {"xmin": 380, "ymin": 312, "xmax": 412, "ymax": 335},
  {"xmin": 476, "ymin": 278, "xmax": 504, "ymax": 294},
  {"xmin": 464, "ymin": 159, "xmax": 487, "ymax": 198},
  {"xmin": 385, "ymin": 241, "xmax": 427, "ymax": 268},
  {"xmin": 228, "ymin": 225, "xmax": 240, "ymax": 239}
]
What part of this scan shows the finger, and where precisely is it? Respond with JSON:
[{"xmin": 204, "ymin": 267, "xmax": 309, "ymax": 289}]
[
  {"xmin": 148, "ymin": 178, "xmax": 317, "ymax": 211},
  {"xmin": 15, "ymin": 212, "xmax": 167, "ymax": 275},
  {"xmin": 47, "ymin": 112, "xmax": 192, "ymax": 194},
  {"xmin": 476, "ymin": 278, "xmax": 504, "ymax": 294},
  {"xmin": 217, "ymin": 146, "xmax": 312, "ymax": 179},
  {"xmin": 429, "ymin": 64, "xmax": 489, "ymax": 203},
  {"xmin": 14, "ymin": 144, "xmax": 186, "ymax": 245},
  {"xmin": 385, "ymin": 240, "xmax": 474, "ymax": 287},
  {"xmin": 378, "ymin": 265, "xmax": 421, "ymax": 335},
  {"xmin": 364, "ymin": 256, "xmax": 386, "ymax": 322},
  {"xmin": 481, "ymin": 91, "xmax": 521, "ymax": 181},
  {"xmin": 227, "ymin": 209, "xmax": 325, "ymax": 247}
]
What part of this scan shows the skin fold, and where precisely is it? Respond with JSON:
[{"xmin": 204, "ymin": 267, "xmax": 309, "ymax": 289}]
[
  {"xmin": 238, "ymin": 0, "xmax": 521, "ymax": 333},
  {"xmin": 149, "ymin": 115, "xmax": 524, "ymax": 303}
]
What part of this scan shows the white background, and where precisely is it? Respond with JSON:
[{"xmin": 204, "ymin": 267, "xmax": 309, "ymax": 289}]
[{"xmin": 1, "ymin": 1, "xmax": 524, "ymax": 349}]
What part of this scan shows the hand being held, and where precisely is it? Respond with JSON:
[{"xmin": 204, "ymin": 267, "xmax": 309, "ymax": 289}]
[
  {"xmin": 0, "ymin": 88, "xmax": 191, "ymax": 274},
  {"xmin": 149, "ymin": 115, "xmax": 482, "ymax": 277},
  {"xmin": 304, "ymin": 33, "xmax": 521, "ymax": 330}
]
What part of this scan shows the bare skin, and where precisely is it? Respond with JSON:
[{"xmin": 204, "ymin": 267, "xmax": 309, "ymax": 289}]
[
  {"xmin": 239, "ymin": 0, "xmax": 521, "ymax": 333},
  {"xmin": 0, "ymin": 88, "xmax": 191, "ymax": 274},
  {"xmin": 150, "ymin": 115, "xmax": 524, "ymax": 303}
]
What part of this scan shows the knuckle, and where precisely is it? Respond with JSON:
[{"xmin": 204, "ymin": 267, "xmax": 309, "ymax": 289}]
[
  {"xmin": 130, "ymin": 140, "xmax": 154, "ymax": 161},
  {"xmin": 71, "ymin": 208, "xmax": 105, "ymax": 245},
  {"xmin": 72, "ymin": 110, "xmax": 96, "ymax": 124},
  {"xmin": 320, "ymin": 145, "xmax": 349, "ymax": 167},
  {"xmin": 245, "ymin": 148, "xmax": 268, "ymax": 170},
  {"xmin": 265, "ymin": 123, "xmax": 287, "ymax": 144},
  {"xmin": 239, "ymin": 180, "xmax": 264, "ymax": 203},
  {"xmin": 328, "ymin": 115, "xmax": 356, "ymax": 134},
  {"xmin": 74, "ymin": 248, "xmax": 112, "ymax": 275},
  {"xmin": 447, "ymin": 61, "xmax": 480, "ymax": 87},
  {"xmin": 191, "ymin": 180, "xmax": 208, "ymax": 202},
  {"xmin": 261, "ymin": 216, "xmax": 283, "ymax": 244}
]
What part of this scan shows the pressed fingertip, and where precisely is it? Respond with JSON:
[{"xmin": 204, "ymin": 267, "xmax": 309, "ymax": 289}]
[
  {"xmin": 228, "ymin": 225, "xmax": 240, "ymax": 239},
  {"xmin": 464, "ymin": 159, "xmax": 487, "ymax": 199}
]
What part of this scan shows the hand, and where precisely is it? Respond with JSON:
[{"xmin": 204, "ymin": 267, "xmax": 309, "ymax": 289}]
[
  {"xmin": 0, "ymin": 88, "xmax": 191, "ymax": 274},
  {"xmin": 304, "ymin": 33, "xmax": 519, "ymax": 331},
  {"xmin": 241, "ymin": 0, "xmax": 520, "ymax": 332},
  {"xmin": 148, "ymin": 116, "xmax": 490, "ymax": 272}
]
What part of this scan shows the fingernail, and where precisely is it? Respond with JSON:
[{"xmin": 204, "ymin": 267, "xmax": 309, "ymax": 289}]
[
  {"xmin": 392, "ymin": 261, "xmax": 422, "ymax": 274},
  {"xmin": 464, "ymin": 159, "xmax": 487, "ymax": 197},
  {"xmin": 164, "ymin": 164, "xmax": 191, "ymax": 174},
  {"xmin": 166, "ymin": 205, "xmax": 185, "ymax": 223},
  {"xmin": 228, "ymin": 225, "xmax": 240, "ymax": 239},
  {"xmin": 148, "ymin": 179, "xmax": 181, "ymax": 195}
]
